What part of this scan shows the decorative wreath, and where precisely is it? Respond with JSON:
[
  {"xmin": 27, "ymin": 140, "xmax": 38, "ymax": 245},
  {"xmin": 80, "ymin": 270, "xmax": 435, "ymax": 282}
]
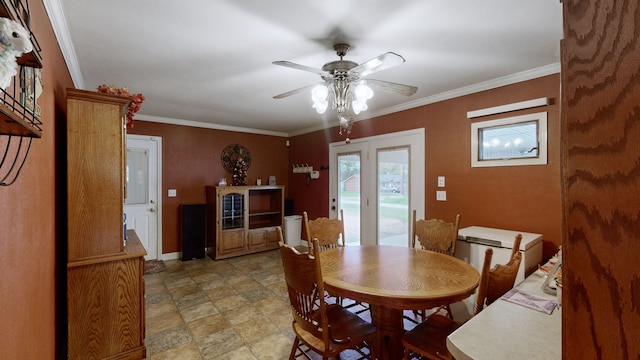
[{"xmin": 221, "ymin": 144, "xmax": 251, "ymax": 174}]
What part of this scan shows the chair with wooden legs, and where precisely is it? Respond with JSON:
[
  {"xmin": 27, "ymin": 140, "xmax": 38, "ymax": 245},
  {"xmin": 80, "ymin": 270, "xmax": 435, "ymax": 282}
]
[
  {"xmin": 277, "ymin": 227, "xmax": 377, "ymax": 360},
  {"xmin": 401, "ymin": 234, "xmax": 523, "ymax": 360},
  {"xmin": 303, "ymin": 210, "xmax": 370, "ymax": 314},
  {"xmin": 407, "ymin": 210, "xmax": 461, "ymax": 322},
  {"xmin": 303, "ymin": 210, "xmax": 345, "ymax": 253}
]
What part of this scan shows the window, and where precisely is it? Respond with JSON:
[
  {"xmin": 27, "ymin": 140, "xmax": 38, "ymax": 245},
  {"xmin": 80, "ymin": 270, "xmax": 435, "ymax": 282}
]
[{"xmin": 471, "ymin": 112, "xmax": 547, "ymax": 167}]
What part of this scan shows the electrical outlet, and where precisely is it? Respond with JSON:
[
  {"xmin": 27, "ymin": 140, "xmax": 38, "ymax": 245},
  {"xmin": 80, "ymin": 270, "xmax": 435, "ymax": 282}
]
[
  {"xmin": 168, "ymin": 189, "xmax": 177, "ymax": 197},
  {"xmin": 437, "ymin": 176, "xmax": 445, "ymax": 187},
  {"xmin": 436, "ymin": 190, "xmax": 447, "ymax": 201}
]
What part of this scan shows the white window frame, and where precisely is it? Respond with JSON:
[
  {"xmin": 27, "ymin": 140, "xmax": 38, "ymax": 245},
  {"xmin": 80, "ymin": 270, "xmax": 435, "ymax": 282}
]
[{"xmin": 471, "ymin": 112, "xmax": 547, "ymax": 167}]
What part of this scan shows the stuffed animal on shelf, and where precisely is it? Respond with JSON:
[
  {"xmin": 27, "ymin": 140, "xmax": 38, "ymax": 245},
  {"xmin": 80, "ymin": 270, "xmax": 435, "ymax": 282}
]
[{"xmin": 0, "ymin": 17, "xmax": 33, "ymax": 90}]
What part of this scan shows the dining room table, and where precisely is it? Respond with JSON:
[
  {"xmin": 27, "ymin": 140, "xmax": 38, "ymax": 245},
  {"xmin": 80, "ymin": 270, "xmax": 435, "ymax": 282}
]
[{"xmin": 319, "ymin": 245, "xmax": 480, "ymax": 360}]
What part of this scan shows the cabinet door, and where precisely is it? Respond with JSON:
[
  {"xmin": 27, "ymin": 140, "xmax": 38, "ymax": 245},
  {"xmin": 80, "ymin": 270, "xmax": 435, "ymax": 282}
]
[
  {"xmin": 68, "ymin": 256, "xmax": 145, "ymax": 359},
  {"xmin": 218, "ymin": 229, "xmax": 245, "ymax": 256},
  {"xmin": 67, "ymin": 89, "xmax": 130, "ymax": 261},
  {"xmin": 264, "ymin": 227, "xmax": 280, "ymax": 248},
  {"xmin": 247, "ymin": 229, "xmax": 267, "ymax": 250}
]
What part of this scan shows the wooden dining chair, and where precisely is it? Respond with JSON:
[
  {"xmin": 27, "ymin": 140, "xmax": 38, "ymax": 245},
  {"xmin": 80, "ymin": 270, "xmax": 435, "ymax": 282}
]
[
  {"xmin": 277, "ymin": 227, "xmax": 377, "ymax": 360},
  {"xmin": 303, "ymin": 210, "xmax": 369, "ymax": 314},
  {"xmin": 407, "ymin": 210, "xmax": 461, "ymax": 322},
  {"xmin": 401, "ymin": 234, "xmax": 523, "ymax": 360},
  {"xmin": 412, "ymin": 210, "xmax": 461, "ymax": 256},
  {"xmin": 303, "ymin": 210, "xmax": 345, "ymax": 253}
]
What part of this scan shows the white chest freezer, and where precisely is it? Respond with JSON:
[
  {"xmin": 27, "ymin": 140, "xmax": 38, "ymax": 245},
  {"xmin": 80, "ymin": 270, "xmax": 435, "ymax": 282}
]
[{"xmin": 451, "ymin": 226, "xmax": 543, "ymax": 321}]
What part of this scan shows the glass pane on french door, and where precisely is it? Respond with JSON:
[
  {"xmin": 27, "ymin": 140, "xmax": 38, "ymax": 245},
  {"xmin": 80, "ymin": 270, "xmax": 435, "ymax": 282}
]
[
  {"xmin": 337, "ymin": 153, "xmax": 361, "ymax": 245},
  {"xmin": 125, "ymin": 148, "xmax": 149, "ymax": 205},
  {"xmin": 378, "ymin": 147, "xmax": 410, "ymax": 246}
]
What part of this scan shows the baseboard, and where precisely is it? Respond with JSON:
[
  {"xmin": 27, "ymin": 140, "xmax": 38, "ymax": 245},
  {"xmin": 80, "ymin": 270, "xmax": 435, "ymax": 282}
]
[{"xmin": 160, "ymin": 252, "xmax": 181, "ymax": 261}]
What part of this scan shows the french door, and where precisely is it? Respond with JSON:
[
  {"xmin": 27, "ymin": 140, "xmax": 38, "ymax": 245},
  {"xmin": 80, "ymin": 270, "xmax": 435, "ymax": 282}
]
[{"xmin": 329, "ymin": 129, "xmax": 425, "ymax": 246}]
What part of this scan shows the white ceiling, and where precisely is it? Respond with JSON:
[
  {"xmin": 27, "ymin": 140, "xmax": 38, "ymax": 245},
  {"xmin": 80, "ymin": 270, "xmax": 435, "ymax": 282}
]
[{"xmin": 45, "ymin": 0, "xmax": 562, "ymax": 137}]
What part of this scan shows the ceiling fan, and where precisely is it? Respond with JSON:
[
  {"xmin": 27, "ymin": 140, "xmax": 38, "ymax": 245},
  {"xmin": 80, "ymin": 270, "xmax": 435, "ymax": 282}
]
[{"xmin": 272, "ymin": 43, "xmax": 418, "ymax": 120}]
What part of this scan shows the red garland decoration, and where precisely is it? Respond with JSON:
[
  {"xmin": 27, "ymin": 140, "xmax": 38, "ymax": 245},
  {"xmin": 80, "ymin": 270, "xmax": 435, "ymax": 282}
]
[{"xmin": 97, "ymin": 84, "xmax": 145, "ymax": 130}]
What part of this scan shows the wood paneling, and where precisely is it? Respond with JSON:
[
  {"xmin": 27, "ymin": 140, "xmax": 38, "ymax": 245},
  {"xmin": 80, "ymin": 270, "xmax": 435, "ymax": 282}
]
[{"xmin": 562, "ymin": 1, "xmax": 640, "ymax": 358}]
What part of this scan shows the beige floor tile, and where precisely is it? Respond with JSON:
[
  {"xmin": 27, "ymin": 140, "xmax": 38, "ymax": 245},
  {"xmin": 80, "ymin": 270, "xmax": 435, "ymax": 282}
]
[
  {"xmin": 255, "ymin": 297, "xmax": 290, "ymax": 315},
  {"xmin": 146, "ymin": 310, "xmax": 184, "ymax": 335},
  {"xmin": 179, "ymin": 301, "xmax": 219, "ymax": 323},
  {"xmin": 233, "ymin": 315, "xmax": 280, "ymax": 344},
  {"xmin": 146, "ymin": 300, "xmax": 178, "ymax": 319},
  {"xmin": 144, "ymin": 249, "xmax": 376, "ymax": 359},
  {"xmin": 212, "ymin": 294, "xmax": 249, "ymax": 312},
  {"xmin": 222, "ymin": 304, "xmax": 263, "ymax": 326},
  {"xmin": 147, "ymin": 342, "xmax": 202, "ymax": 360},
  {"xmin": 188, "ymin": 313, "xmax": 231, "ymax": 339},
  {"xmin": 195, "ymin": 328, "xmax": 244, "ymax": 359},
  {"xmin": 204, "ymin": 285, "xmax": 238, "ymax": 301},
  {"xmin": 249, "ymin": 332, "xmax": 295, "ymax": 360},
  {"xmin": 215, "ymin": 346, "xmax": 258, "ymax": 360}
]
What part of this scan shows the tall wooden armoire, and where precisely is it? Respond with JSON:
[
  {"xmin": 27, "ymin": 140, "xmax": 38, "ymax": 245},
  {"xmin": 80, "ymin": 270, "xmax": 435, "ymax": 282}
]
[{"xmin": 66, "ymin": 88, "xmax": 147, "ymax": 359}]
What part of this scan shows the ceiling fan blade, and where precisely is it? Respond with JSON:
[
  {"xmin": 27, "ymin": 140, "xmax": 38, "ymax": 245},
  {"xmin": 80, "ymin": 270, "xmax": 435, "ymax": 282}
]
[
  {"xmin": 273, "ymin": 83, "xmax": 320, "ymax": 99},
  {"xmin": 351, "ymin": 52, "xmax": 406, "ymax": 77},
  {"xmin": 273, "ymin": 61, "xmax": 330, "ymax": 77},
  {"xmin": 365, "ymin": 79, "xmax": 418, "ymax": 97}
]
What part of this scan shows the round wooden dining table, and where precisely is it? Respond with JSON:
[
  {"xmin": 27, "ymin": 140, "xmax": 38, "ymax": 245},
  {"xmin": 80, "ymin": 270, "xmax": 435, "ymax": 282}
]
[{"xmin": 320, "ymin": 245, "xmax": 480, "ymax": 360}]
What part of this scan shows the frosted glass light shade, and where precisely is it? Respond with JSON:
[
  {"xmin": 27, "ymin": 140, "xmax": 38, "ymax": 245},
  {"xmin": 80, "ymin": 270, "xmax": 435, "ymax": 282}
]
[
  {"xmin": 354, "ymin": 83, "xmax": 373, "ymax": 100},
  {"xmin": 311, "ymin": 85, "xmax": 328, "ymax": 102}
]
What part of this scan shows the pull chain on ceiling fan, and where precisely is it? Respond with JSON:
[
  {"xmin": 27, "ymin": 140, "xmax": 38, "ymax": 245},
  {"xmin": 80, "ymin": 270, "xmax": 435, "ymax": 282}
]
[{"xmin": 273, "ymin": 43, "xmax": 417, "ymax": 142}]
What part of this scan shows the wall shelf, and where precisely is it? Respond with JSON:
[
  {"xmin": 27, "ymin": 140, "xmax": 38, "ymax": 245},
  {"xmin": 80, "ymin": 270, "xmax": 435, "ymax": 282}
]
[{"xmin": 0, "ymin": 0, "xmax": 44, "ymax": 185}]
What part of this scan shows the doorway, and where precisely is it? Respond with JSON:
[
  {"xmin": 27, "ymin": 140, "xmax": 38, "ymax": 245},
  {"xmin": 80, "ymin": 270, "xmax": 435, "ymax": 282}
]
[
  {"xmin": 329, "ymin": 129, "xmax": 425, "ymax": 246},
  {"xmin": 125, "ymin": 135, "xmax": 163, "ymax": 260}
]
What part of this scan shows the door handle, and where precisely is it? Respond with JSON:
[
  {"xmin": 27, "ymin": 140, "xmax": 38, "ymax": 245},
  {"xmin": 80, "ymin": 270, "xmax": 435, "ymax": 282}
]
[{"xmin": 149, "ymin": 208, "xmax": 155, "ymax": 212}]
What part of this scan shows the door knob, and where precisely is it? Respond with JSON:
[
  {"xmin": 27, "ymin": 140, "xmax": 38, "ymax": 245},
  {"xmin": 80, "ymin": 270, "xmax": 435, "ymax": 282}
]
[{"xmin": 149, "ymin": 208, "xmax": 155, "ymax": 212}]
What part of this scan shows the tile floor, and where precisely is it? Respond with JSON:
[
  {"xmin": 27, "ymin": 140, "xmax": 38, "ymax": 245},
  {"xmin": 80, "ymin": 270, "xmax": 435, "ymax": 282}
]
[{"xmin": 144, "ymin": 249, "xmax": 420, "ymax": 359}]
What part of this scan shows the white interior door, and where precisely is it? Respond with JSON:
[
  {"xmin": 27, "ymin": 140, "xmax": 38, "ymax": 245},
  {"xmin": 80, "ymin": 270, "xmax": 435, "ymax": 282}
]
[
  {"xmin": 125, "ymin": 135, "xmax": 162, "ymax": 260},
  {"xmin": 330, "ymin": 129, "xmax": 425, "ymax": 246}
]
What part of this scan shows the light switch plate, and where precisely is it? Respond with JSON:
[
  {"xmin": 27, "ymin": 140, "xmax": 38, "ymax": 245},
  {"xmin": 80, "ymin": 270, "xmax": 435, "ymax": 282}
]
[
  {"xmin": 168, "ymin": 189, "xmax": 177, "ymax": 197},
  {"xmin": 437, "ymin": 176, "xmax": 445, "ymax": 187},
  {"xmin": 436, "ymin": 190, "xmax": 447, "ymax": 201}
]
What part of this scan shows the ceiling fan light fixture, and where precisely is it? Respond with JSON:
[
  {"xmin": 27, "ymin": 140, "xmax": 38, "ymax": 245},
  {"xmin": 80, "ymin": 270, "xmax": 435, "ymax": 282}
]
[
  {"xmin": 352, "ymin": 99, "xmax": 368, "ymax": 114},
  {"xmin": 273, "ymin": 43, "xmax": 416, "ymax": 141},
  {"xmin": 354, "ymin": 83, "xmax": 373, "ymax": 100},
  {"xmin": 312, "ymin": 100, "xmax": 328, "ymax": 114},
  {"xmin": 311, "ymin": 84, "xmax": 328, "ymax": 101},
  {"xmin": 311, "ymin": 84, "xmax": 329, "ymax": 113}
]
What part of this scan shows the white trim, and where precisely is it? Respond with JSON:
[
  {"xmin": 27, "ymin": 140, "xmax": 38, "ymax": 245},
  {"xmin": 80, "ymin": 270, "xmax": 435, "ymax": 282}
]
[
  {"xmin": 135, "ymin": 114, "xmax": 289, "ymax": 138},
  {"xmin": 363, "ymin": 63, "xmax": 560, "ymax": 122},
  {"xmin": 160, "ymin": 252, "xmax": 181, "ymax": 261},
  {"xmin": 43, "ymin": 0, "xmax": 84, "ymax": 88},
  {"xmin": 467, "ymin": 97, "xmax": 549, "ymax": 119},
  {"xmin": 471, "ymin": 112, "xmax": 548, "ymax": 167},
  {"xmin": 329, "ymin": 128, "xmax": 425, "ymax": 246}
]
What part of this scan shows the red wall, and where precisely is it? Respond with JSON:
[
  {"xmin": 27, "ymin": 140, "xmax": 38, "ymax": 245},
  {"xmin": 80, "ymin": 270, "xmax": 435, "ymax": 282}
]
[
  {"xmin": 289, "ymin": 75, "xmax": 562, "ymax": 259},
  {"xmin": 128, "ymin": 122, "xmax": 289, "ymax": 253},
  {"xmin": 0, "ymin": 2, "xmax": 75, "ymax": 358}
]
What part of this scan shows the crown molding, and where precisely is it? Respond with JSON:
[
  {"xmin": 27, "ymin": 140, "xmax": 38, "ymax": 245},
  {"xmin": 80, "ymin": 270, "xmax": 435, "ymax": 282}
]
[
  {"xmin": 44, "ymin": 0, "xmax": 84, "ymax": 88},
  {"xmin": 134, "ymin": 114, "xmax": 289, "ymax": 137}
]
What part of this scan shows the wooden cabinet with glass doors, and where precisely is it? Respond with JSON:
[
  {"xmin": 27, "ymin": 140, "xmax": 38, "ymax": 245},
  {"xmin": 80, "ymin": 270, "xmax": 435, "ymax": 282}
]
[{"xmin": 206, "ymin": 185, "xmax": 284, "ymax": 259}]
